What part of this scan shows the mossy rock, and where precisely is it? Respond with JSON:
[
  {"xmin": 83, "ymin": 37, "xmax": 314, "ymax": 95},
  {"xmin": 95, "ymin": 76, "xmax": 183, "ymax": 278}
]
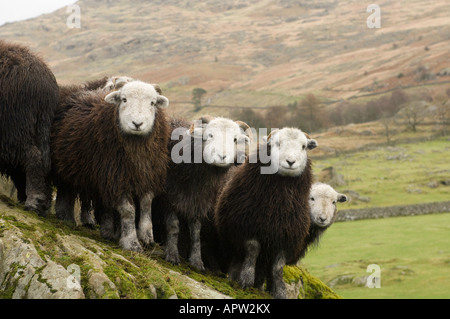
[{"xmin": 0, "ymin": 194, "xmax": 341, "ymax": 299}]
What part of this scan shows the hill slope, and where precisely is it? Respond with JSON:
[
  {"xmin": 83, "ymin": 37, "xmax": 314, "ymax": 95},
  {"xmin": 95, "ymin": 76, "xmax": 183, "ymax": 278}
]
[{"xmin": 0, "ymin": 0, "xmax": 449, "ymax": 117}]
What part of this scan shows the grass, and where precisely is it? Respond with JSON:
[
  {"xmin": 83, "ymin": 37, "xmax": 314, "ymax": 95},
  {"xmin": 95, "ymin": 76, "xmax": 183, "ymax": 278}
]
[
  {"xmin": 301, "ymin": 213, "xmax": 450, "ymax": 299},
  {"xmin": 313, "ymin": 136, "xmax": 450, "ymax": 209}
]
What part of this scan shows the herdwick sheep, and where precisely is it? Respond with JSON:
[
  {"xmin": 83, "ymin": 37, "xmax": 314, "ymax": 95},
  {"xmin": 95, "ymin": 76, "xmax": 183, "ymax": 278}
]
[
  {"xmin": 152, "ymin": 115, "xmax": 252, "ymax": 271},
  {"xmin": 230, "ymin": 182, "xmax": 348, "ymax": 294},
  {"xmin": 54, "ymin": 75, "xmax": 135, "ymax": 228},
  {"xmin": 51, "ymin": 80, "xmax": 170, "ymax": 252},
  {"xmin": 215, "ymin": 127, "xmax": 317, "ymax": 298},
  {"xmin": 304, "ymin": 182, "xmax": 347, "ymax": 251},
  {"xmin": 0, "ymin": 40, "xmax": 59, "ymax": 215}
]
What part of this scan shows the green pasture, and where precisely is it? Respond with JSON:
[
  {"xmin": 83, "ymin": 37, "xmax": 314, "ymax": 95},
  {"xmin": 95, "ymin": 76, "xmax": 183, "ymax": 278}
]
[
  {"xmin": 313, "ymin": 137, "xmax": 450, "ymax": 209},
  {"xmin": 301, "ymin": 213, "xmax": 450, "ymax": 299}
]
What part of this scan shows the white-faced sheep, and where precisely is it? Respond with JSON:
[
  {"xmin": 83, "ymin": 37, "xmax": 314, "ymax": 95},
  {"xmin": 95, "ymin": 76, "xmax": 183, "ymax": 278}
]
[
  {"xmin": 152, "ymin": 115, "xmax": 252, "ymax": 271},
  {"xmin": 54, "ymin": 75, "xmax": 135, "ymax": 228},
  {"xmin": 215, "ymin": 127, "xmax": 317, "ymax": 298},
  {"xmin": 0, "ymin": 40, "xmax": 59, "ymax": 215},
  {"xmin": 305, "ymin": 182, "xmax": 347, "ymax": 250},
  {"xmin": 51, "ymin": 80, "xmax": 170, "ymax": 252}
]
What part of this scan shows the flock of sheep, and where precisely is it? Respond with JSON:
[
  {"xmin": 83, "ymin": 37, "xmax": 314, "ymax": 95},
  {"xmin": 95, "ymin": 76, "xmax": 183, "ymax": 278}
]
[{"xmin": 0, "ymin": 40, "xmax": 347, "ymax": 299}]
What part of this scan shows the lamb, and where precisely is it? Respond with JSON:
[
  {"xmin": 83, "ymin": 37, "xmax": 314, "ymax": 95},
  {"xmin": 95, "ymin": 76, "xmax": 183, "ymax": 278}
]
[
  {"xmin": 214, "ymin": 127, "xmax": 317, "ymax": 298},
  {"xmin": 305, "ymin": 182, "xmax": 347, "ymax": 251},
  {"xmin": 51, "ymin": 80, "xmax": 170, "ymax": 252},
  {"xmin": 152, "ymin": 115, "xmax": 252, "ymax": 271},
  {"xmin": 0, "ymin": 40, "xmax": 59, "ymax": 215}
]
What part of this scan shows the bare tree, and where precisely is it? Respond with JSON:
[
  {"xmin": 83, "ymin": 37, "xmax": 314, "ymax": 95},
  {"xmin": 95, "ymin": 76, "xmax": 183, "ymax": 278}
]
[
  {"xmin": 300, "ymin": 93, "xmax": 320, "ymax": 132},
  {"xmin": 434, "ymin": 95, "xmax": 449, "ymax": 136},
  {"xmin": 402, "ymin": 102, "xmax": 426, "ymax": 132},
  {"xmin": 380, "ymin": 113, "xmax": 395, "ymax": 145}
]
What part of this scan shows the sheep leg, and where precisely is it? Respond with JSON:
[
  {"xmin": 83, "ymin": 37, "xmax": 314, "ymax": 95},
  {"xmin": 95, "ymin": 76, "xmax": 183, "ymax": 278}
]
[
  {"xmin": 117, "ymin": 198, "xmax": 143, "ymax": 252},
  {"xmin": 55, "ymin": 187, "xmax": 76, "ymax": 224},
  {"xmin": 80, "ymin": 194, "xmax": 96, "ymax": 228},
  {"xmin": 137, "ymin": 192, "xmax": 155, "ymax": 246},
  {"xmin": 239, "ymin": 239, "xmax": 260, "ymax": 288},
  {"xmin": 24, "ymin": 146, "xmax": 52, "ymax": 216},
  {"xmin": 228, "ymin": 256, "xmax": 242, "ymax": 282},
  {"xmin": 254, "ymin": 259, "xmax": 266, "ymax": 291},
  {"xmin": 9, "ymin": 170, "xmax": 26, "ymax": 204},
  {"xmin": 270, "ymin": 251, "xmax": 287, "ymax": 299},
  {"xmin": 164, "ymin": 210, "xmax": 180, "ymax": 265},
  {"xmin": 98, "ymin": 205, "xmax": 115, "ymax": 240},
  {"xmin": 188, "ymin": 219, "xmax": 205, "ymax": 272}
]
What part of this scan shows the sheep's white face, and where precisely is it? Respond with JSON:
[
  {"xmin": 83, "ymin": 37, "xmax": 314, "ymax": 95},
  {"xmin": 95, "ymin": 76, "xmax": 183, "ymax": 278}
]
[
  {"xmin": 309, "ymin": 183, "xmax": 347, "ymax": 227},
  {"xmin": 192, "ymin": 118, "xmax": 249, "ymax": 167},
  {"xmin": 105, "ymin": 81, "xmax": 169, "ymax": 136},
  {"xmin": 266, "ymin": 128, "xmax": 317, "ymax": 177}
]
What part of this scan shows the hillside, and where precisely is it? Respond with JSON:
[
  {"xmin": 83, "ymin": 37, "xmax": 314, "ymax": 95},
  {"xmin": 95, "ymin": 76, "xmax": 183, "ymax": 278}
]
[{"xmin": 0, "ymin": 0, "xmax": 449, "ymax": 118}]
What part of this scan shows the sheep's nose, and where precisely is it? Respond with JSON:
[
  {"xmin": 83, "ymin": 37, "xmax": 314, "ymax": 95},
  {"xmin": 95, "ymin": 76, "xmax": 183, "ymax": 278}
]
[
  {"xmin": 286, "ymin": 160, "xmax": 296, "ymax": 167},
  {"xmin": 132, "ymin": 121, "xmax": 143, "ymax": 129},
  {"xmin": 218, "ymin": 154, "xmax": 227, "ymax": 161},
  {"xmin": 319, "ymin": 216, "xmax": 326, "ymax": 222}
]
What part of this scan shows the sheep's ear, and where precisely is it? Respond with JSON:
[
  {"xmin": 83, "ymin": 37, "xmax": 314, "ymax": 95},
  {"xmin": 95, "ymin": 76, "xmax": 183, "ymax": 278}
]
[
  {"xmin": 105, "ymin": 91, "xmax": 120, "ymax": 105},
  {"xmin": 338, "ymin": 194, "xmax": 348, "ymax": 203},
  {"xmin": 235, "ymin": 121, "xmax": 253, "ymax": 143},
  {"xmin": 156, "ymin": 95, "xmax": 169, "ymax": 109},
  {"xmin": 188, "ymin": 116, "xmax": 213, "ymax": 138},
  {"xmin": 152, "ymin": 84, "xmax": 163, "ymax": 95},
  {"xmin": 265, "ymin": 129, "xmax": 279, "ymax": 144},
  {"xmin": 307, "ymin": 138, "xmax": 318, "ymax": 150},
  {"xmin": 188, "ymin": 122, "xmax": 204, "ymax": 138}
]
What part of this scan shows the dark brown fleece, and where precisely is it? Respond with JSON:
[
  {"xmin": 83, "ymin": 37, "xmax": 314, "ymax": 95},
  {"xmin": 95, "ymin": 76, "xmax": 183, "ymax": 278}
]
[
  {"xmin": 215, "ymin": 142, "xmax": 312, "ymax": 270},
  {"xmin": 0, "ymin": 40, "xmax": 59, "ymax": 210},
  {"xmin": 51, "ymin": 89, "xmax": 170, "ymax": 210},
  {"xmin": 157, "ymin": 117, "xmax": 230, "ymax": 222}
]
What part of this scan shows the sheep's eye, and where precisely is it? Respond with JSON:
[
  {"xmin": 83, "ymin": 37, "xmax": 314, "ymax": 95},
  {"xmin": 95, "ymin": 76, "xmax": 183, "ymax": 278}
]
[
  {"xmin": 275, "ymin": 141, "xmax": 280, "ymax": 147},
  {"xmin": 208, "ymin": 133, "xmax": 213, "ymax": 139},
  {"xmin": 151, "ymin": 101, "xmax": 155, "ymax": 106},
  {"xmin": 302, "ymin": 144, "xmax": 306, "ymax": 150},
  {"xmin": 332, "ymin": 201, "xmax": 336, "ymax": 205},
  {"xmin": 122, "ymin": 98, "xmax": 127, "ymax": 103},
  {"xmin": 234, "ymin": 137, "xmax": 238, "ymax": 143},
  {"xmin": 310, "ymin": 197, "xmax": 315, "ymax": 201}
]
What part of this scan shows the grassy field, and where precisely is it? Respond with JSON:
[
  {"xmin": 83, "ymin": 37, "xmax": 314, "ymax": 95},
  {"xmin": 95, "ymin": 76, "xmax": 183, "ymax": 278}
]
[
  {"xmin": 301, "ymin": 213, "xmax": 450, "ymax": 299},
  {"xmin": 312, "ymin": 136, "xmax": 450, "ymax": 209}
]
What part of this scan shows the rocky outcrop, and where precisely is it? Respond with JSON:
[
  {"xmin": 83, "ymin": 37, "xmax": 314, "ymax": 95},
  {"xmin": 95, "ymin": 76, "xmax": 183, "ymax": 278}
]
[{"xmin": 0, "ymin": 195, "xmax": 340, "ymax": 299}]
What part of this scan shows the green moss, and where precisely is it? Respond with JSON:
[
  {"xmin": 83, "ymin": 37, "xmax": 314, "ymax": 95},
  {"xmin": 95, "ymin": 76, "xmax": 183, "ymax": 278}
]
[
  {"xmin": 296, "ymin": 266, "xmax": 343, "ymax": 299},
  {"xmin": 0, "ymin": 263, "xmax": 21, "ymax": 299},
  {"xmin": 156, "ymin": 257, "xmax": 271, "ymax": 299}
]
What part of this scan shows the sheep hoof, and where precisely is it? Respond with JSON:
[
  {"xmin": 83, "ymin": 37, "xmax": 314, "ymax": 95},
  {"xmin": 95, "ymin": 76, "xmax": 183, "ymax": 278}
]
[
  {"xmin": 120, "ymin": 238, "xmax": 143, "ymax": 253},
  {"xmin": 81, "ymin": 214, "xmax": 96, "ymax": 229},
  {"xmin": 239, "ymin": 269, "xmax": 255, "ymax": 288},
  {"xmin": 24, "ymin": 194, "xmax": 50, "ymax": 217},
  {"xmin": 165, "ymin": 252, "xmax": 180, "ymax": 265},
  {"xmin": 138, "ymin": 228, "xmax": 155, "ymax": 246},
  {"xmin": 189, "ymin": 258, "xmax": 205, "ymax": 272}
]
